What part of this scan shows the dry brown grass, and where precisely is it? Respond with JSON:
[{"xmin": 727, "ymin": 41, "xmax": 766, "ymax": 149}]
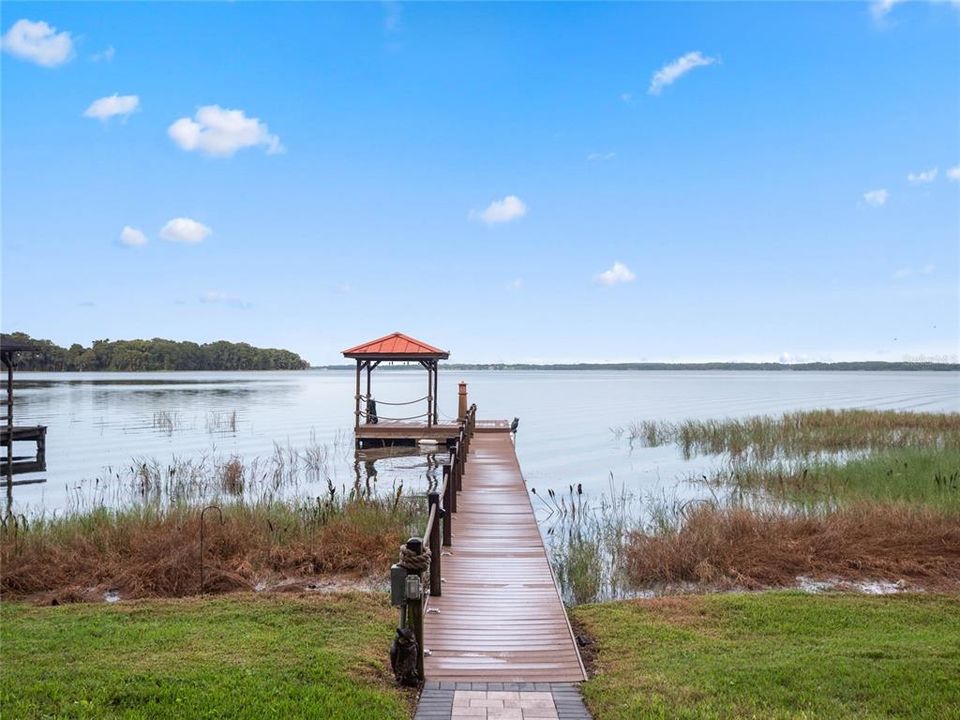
[
  {"xmin": 624, "ymin": 502, "xmax": 960, "ymax": 591},
  {"xmin": 1, "ymin": 500, "xmax": 418, "ymax": 603}
]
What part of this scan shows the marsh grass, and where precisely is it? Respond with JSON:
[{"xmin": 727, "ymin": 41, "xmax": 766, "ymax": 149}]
[
  {"xmin": 1, "ymin": 492, "xmax": 422, "ymax": 601},
  {"xmin": 1, "ymin": 438, "xmax": 424, "ymax": 601},
  {"xmin": 151, "ymin": 410, "xmax": 181, "ymax": 434},
  {"xmin": 205, "ymin": 409, "xmax": 237, "ymax": 433},
  {"xmin": 705, "ymin": 448, "xmax": 960, "ymax": 512},
  {"xmin": 615, "ymin": 409, "xmax": 960, "ymax": 460}
]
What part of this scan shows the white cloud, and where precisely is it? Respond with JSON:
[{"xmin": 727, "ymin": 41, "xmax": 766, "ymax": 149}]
[
  {"xmin": 508, "ymin": 278, "xmax": 523, "ymax": 291},
  {"xmin": 947, "ymin": 166, "xmax": 960, "ymax": 181},
  {"xmin": 596, "ymin": 261, "xmax": 636, "ymax": 286},
  {"xmin": 649, "ymin": 51, "xmax": 717, "ymax": 95},
  {"xmin": 91, "ymin": 45, "xmax": 115, "ymax": 62},
  {"xmin": 471, "ymin": 195, "xmax": 527, "ymax": 225},
  {"xmin": 907, "ymin": 167, "xmax": 938, "ymax": 185},
  {"xmin": 620, "ymin": 92, "xmax": 633, "ymax": 103},
  {"xmin": 893, "ymin": 264, "xmax": 936, "ymax": 279},
  {"xmin": 863, "ymin": 189, "xmax": 889, "ymax": 207},
  {"xmin": 168, "ymin": 105, "xmax": 284, "ymax": 157},
  {"xmin": 587, "ymin": 152, "xmax": 616, "ymax": 162},
  {"xmin": 871, "ymin": 0, "xmax": 906, "ymax": 21},
  {"xmin": 160, "ymin": 218, "xmax": 212, "ymax": 244},
  {"xmin": 84, "ymin": 94, "xmax": 140, "ymax": 121},
  {"xmin": 200, "ymin": 290, "xmax": 251, "ymax": 309},
  {"xmin": 383, "ymin": 1, "xmax": 402, "ymax": 32},
  {"xmin": 119, "ymin": 226, "xmax": 147, "ymax": 247},
  {"xmin": 1, "ymin": 19, "xmax": 73, "ymax": 67}
]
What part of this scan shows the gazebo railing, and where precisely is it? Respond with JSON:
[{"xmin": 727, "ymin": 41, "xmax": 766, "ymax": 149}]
[{"xmin": 356, "ymin": 393, "xmax": 433, "ymax": 423}]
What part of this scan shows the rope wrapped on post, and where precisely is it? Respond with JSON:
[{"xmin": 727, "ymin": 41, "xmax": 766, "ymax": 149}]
[{"xmin": 398, "ymin": 542, "xmax": 431, "ymax": 573}]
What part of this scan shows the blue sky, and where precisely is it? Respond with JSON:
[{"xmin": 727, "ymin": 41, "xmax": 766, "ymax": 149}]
[{"xmin": 2, "ymin": 1, "xmax": 958, "ymax": 365}]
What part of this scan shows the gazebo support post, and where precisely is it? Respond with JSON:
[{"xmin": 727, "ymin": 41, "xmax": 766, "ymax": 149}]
[
  {"xmin": 366, "ymin": 361, "xmax": 372, "ymax": 409},
  {"xmin": 424, "ymin": 360, "xmax": 433, "ymax": 428},
  {"xmin": 354, "ymin": 360, "xmax": 362, "ymax": 432}
]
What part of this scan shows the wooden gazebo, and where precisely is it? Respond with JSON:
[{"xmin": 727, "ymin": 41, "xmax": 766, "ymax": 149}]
[{"xmin": 342, "ymin": 332, "xmax": 455, "ymax": 448}]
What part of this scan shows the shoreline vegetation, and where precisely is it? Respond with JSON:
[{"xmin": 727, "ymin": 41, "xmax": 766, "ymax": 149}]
[
  {"xmin": 1, "ymin": 447, "xmax": 422, "ymax": 603},
  {"xmin": 1, "ymin": 332, "xmax": 310, "ymax": 371},
  {"xmin": 547, "ymin": 409, "xmax": 960, "ymax": 604}
]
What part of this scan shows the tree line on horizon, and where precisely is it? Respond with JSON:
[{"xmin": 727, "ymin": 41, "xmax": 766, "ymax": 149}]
[{"xmin": 1, "ymin": 333, "xmax": 310, "ymax": 371}]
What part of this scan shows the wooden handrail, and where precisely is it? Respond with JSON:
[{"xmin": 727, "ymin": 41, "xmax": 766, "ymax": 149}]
[{"xmin": 397, "ymin": 403, "xmax": 478, "ymax": 684}]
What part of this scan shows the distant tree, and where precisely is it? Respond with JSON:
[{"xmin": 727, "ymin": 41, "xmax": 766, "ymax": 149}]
[{"xmin": 0, "ymin": 333, "xmax": 310, "ymax": 371}]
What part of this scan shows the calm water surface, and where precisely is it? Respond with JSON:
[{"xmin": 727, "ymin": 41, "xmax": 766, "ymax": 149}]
[{"xmin": 8, "ymin": 370, "xmax": 959, "ymax": 522}]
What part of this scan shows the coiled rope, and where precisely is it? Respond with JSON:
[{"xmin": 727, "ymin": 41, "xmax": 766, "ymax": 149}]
[{"xmin": 398, "ymin": 543, "xmax": 431, "ymax": 573}]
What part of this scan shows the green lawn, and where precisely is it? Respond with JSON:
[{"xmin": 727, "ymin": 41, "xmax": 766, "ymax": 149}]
[
  {"xmin": 574, "ymin": 592, "xmax": 960, "ymax": 720},
  {"xmin": 0, "ymin": 592, "xmax": 413, "ymax": 720}
]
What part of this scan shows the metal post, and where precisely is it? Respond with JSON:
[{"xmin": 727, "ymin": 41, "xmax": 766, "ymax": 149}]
[
  {"xmin": 442, "ymin": 465, "xmax": 453, "ymax": 545},
  {"xmin": 428, "ymin": 492, "xmax": 442, "ymax": 596}
]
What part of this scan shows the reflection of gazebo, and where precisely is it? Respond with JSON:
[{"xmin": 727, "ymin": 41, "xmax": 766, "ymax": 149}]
[
  {"xmin": 342, "ymin": 332, "xmax": 457, "ymax": 448},
  {"xmin": 1, "ymin": 335, "xmax": 47, "ymax": 491}
]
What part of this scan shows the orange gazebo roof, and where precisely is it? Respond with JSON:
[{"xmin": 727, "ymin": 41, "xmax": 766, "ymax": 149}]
[{"xmin": 342, "ymin": 332, "xmax": 450, "ymax": 360}]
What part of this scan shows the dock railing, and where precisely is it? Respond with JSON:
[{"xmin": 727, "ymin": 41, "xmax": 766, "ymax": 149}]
[{"xmin": 392, "ymin": 403, "xmax": 476, "ymax": 683}]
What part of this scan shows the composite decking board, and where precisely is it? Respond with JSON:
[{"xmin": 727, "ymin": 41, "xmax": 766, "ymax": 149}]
[{"xmin": 422, "ymin": 432, "xmax": 586, "ymax": 683}]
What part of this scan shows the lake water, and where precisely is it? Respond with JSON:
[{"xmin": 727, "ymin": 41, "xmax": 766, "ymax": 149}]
[{"xmin": 6, "ymin": 370, "xmax": 959, "ymax": 522}]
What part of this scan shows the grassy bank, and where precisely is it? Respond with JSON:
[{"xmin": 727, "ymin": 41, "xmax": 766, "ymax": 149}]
[
  {"xmin": 2, "ymin": 496, "xmax": 420, "ymax": 602},
  {"xmin": 575, "ymin": 592, "xmax": 960, "ymax": 719},
  {"xmin": 0, "ymin": 592, "xmax": 411, "ymax": 719}
]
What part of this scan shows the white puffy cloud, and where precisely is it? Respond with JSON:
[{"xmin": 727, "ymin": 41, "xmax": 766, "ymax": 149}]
[
  {"xmin": 119, "ymin": 226, "xmax": 147, "ymax": 247},
  {"xmin": 649, "ymin": 51, "xmax": 717, "ymax": 95},
  {"xmin": 907, "ymin": 168, "xmax": 938, "ymax": 185},
  {"xmin": 871, "ymin": 0, "xmax": 905, "ymax": 21},
  {"xmin": 863, "ymin": 189, "xmax": 889, "ymax": 207},
  {"xmin": 893, "ymin": 264, "xmax": 935, "ymax": 279},
  {"xmin": 596, "ymin": 261, "xmax": 636, "ymax": 286},
  {"xmin": 160, "ymin": 218, "xmax": 212, "ymax": 244},
  {"xmin": 587, "ymin": 152, "xmax": 616, "ymax": 162},
  {"xmin": 84, "ymin": 94, "xmax": 140, "ymax": 121},
  {"xmin": 947, "ymin": 166, "xmax": 960, "ymax": 181},
  {"xmin": 1, "ymin": 18, "xmax": 73, "ymax": 67},
  {"xmin": 200, "ymin": 290, "xmax": 251, "ymax": 309},
  {"xmin": 168, "ymin": 105, "xmax": 284, "ymax": 157},
  {"xmin": 471, "ymin": 195, "xmax": 528, "ymax": 225},
  {"xmin": 91, "ymin": 45, "xmax": 115, "ymax": 62}
]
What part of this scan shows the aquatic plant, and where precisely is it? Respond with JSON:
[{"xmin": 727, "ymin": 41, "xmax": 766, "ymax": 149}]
[{"xmin": 614, "ymin": 409, "xmax": 960, "ymax": 460}]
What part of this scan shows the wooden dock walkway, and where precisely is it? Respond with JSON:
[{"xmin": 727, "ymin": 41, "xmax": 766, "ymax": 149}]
[{"xmin": 423, "ymin": 430, "xmax": 586, "ymax": 683}]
